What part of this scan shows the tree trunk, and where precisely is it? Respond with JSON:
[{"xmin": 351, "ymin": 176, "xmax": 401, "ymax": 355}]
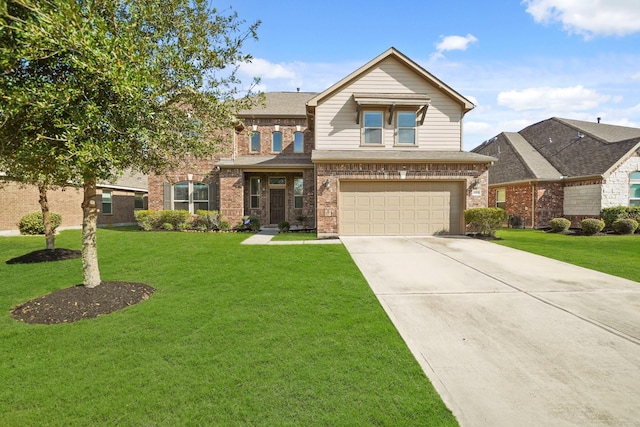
[
  {"xmin": 81, "ymin": 178, "xmax": 102, "ymax": 288},
  {"xmin": 38, "ymin": 183, "xmax": 55, "ymax": 250}
]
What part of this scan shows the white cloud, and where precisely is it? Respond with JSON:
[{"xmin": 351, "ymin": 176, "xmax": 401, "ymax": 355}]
[
  {"xmin": 238, "ymin": 58, "xmax": 297, "ymax": 80},
  {"xmin": 435, "ymin": 34, "xmax": 478, "ymax": 53},
  {"xmin": 497, "ymin": 85, "xmax": 610, "ymax": 111},
  {"xmin": 522, "ymin": 0, "xmax": 640, "ymax": 38}
]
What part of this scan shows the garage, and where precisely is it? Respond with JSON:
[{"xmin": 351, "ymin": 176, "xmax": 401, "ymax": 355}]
[{"xmin": 339, "ymin": 181, "xmax": 464, "ymax": 235}]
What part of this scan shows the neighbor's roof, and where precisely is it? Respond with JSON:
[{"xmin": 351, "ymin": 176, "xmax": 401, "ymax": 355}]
[
  {"xmin": 238, "ymin": 92, "xmax": 317, "ymax": 118},
  {"xmin": 472, "ymin": 117, "xmax": 640, "ymax": 185}
]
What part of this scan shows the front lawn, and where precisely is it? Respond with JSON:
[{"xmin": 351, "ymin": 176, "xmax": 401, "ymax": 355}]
[
  {"xmin": 495, "ymin": 229, "xmax": 640, "ymax": 282},
  {"xmin": 0, "ymin": 229, "xmax": 456, "ymax": 426}
]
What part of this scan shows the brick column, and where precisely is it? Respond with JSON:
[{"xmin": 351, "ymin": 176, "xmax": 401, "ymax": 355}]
[{"xmin": 219, "ymin": 168, "xmax": 244, "ymax": 226}]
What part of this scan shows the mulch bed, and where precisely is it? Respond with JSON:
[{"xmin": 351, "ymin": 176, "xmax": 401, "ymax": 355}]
[
  {"xmin": 7, "ymin": 248, "xmax": 155, "ymax": 324},
  {"xmin": 10, "ymin": 281, "xmax": 156, "ymax": 325},
  {"xmin": 6, "ymin": 248, "xmax": 82, "ymax": 264}
]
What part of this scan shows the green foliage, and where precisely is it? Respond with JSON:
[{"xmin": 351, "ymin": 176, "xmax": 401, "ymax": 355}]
[
  {"xmin": 194, "ymin": 210, "xmax": 222, "ymax": 231},
  {"xmin": 135, "ymin": 210, "xmax": 191, "ymax": 231},
  {"xmin": 580, "ymin": 218, "xmax": 605, "ymax": 235},
  {"xmin": 464, "ymin": 208, "xmax": 508, "ymax": 237},
  {"xmin": 159, "ymin": 210, "xmax": 191, "ymax": 229},
  {"xmin": 162, "ymin": 223, "xmax": 174, "ymax": 231},
  {"xmin": 612, "ymin": 218, "xmax": 639, "ymax": 235},
  {"xmin": 601, "ymin": 206, "xmax": 640, "ymax": 228},
  {"xmin": 18, "ymin": 211, "xmax": 62, "ymax": 235},
  {"xmin": 548, "ymin": 217, "xmax": 571, "ymax": 232},
  {"xmin": 278, "ymin": 221, "xmax": 290, "ymax": 233},
  {"xmin": 134, "ymin": 210, "xmax": 159, "ymax": 231},
  {"xmin": 219, "ymin": 220, "xmax": 231, "ymax": 231}
]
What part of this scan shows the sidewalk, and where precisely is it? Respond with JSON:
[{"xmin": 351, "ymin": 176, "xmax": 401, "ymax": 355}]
[{"xmin": 241, "ymin": 228, "xmax": 341, "ymax": 245}]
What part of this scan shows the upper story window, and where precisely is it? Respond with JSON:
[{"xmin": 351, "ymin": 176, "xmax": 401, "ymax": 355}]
[
  {"xmin": 294, "ymin": 177, "xmax": 303, "ymax": 208},
  {"xmin": 173, "ymin": 181, "xmax": 209, "ymax": 213},
  {"xmin": 630, "ymin": 172, "xmax": 640, "ymax": 206},
  {"xmin": 396, "ymin": 111, "xmax": 416, "ymax": 145},
  {"xmin": 101, "ymin": 190, "xmax": 112, "ymax": 214},
  {"xmin": 293, "ymin": 132, "xmax": 304, "ymax": 153},
  {"xmin": 250, "ymin": 132, "xmax": 261, "ymax": 153},
  {"xmin": 362, "ymin": 111, "xmax": 383, "ymax": 145},
  {"xmin": 272, "ymin": 131, "xmax": 283, "ymax": 153}
]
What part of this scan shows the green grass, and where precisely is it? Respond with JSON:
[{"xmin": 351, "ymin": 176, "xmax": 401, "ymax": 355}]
[
  {"xmin": 271, "ymin": 232, "xmax": 318, "ymax": 241},
  {"xmin": 0, "ymin": 229, "xmax": 456, "ymax": 426},
  {"xmin": 495, "ymin": 229, "xmax": 640, "ymax": 282}
]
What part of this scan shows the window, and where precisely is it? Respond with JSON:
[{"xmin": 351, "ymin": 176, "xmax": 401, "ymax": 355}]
[
  {"xmin": 496, "ymin": 189, "xmax": 506, "ymax": 210},
  {"xmin": 268, "ymin": 177, "xmax": 286, "ymax": 186},
  {"xmin": 293, "ymin": 132, "xmax": 304, "ymax": 153},
  {"xmin": 250, "ymin": 177, "xmax": 260, "ymax": 209},
  {"xmin": 250, "ymin": 132, "xmax": 261, "ymax": 152},
  {"xmin": 362, "ymin": 111, "xmax": 383, "ymax": 144},
  {"xmin": 272, "ymin": 131, "xmax": 282, "ymax": 153},
  {"xmin": 173, "ymin": 181, "xmax": 209, "ymax": 213},
  {"xmin": 134, "ymin": 192, "xmax": 145, "ymax": 210},
  {"xmin": 101, "ymin": 190, "xmax": 112, "ymax": 214},
  {"xmin": 294, "ymin": 177, "xmax": 303, "ymax": 209},
  {"xmin": 630, "ymin": 172, "xmax": 640, "ymax": 206},
  {"xmin": 396, "ymin": 111, "xmax": 416, "ymax": 144}
]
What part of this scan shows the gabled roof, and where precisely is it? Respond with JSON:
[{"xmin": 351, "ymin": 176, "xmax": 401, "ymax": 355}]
[
  {"xmin": 305, "ymin": 47, "xmax": 475, "ymax": 112},
  {"xmin": 472, "ymin": 117, "xmax": 640, "ymax": 185},
  {"xmin": 238, "ymin": 92, "xmax": 317, "ymax": 118}
]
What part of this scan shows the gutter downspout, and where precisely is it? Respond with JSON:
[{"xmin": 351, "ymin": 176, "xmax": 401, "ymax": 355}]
[{"xmin": 531, "ymin": 182, "xmax": 535, "ymax": 229}]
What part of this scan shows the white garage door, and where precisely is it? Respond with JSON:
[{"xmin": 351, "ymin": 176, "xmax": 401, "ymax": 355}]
[{"xmin": 339, "ymin": 181, "xmax": 464, "ymax": 236}]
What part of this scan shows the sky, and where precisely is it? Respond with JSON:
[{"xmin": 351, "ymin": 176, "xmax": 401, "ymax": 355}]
[{"xmin": 225, "ymin": 0, "xmax": 640, "ymax": 150}]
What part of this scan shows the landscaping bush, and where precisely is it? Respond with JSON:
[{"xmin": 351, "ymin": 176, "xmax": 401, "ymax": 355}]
[
  {"xmin": 135, "ymin": 210, "xmax": 191, "ymax": 231},
  {"xmin": 162, "ymin": 223, "xmax": 174, "ymax": 231},
  {"xmin": 194, "ymin": 210, "xmax": 222, "ymax": 231},
  {"xmin": 278, "ymin": 221, "xmax": 290, "ymax": 233},
  {"xmin": 219, "ymin": 220, "xmax": 230, "ymax": 231},
  {"xmin": 548, "ymin": 217, "xmax": 571, "ymax": 232},
  {"xmin": 235, "ymin": 216, "xmax": 260, "ymax": 232},
  {"xmin": 134, "ymin": 210, "xmax": 160, "ymax": 231},
  {"xmin": 159, "ymin": 210, "xmax": 191, "ymax": 229},
  {"xmin": 612, "ymin": 218, "xmax": 639, "ymax": 235},
  {"xmin": 464, "ymin": 208, "xmax": 508, "ymax": 237},
  {"xmin": 18, "ymin": 212, "xmax": 62, "ymax": 235},
  {"xmin": 601, "ymin": 206, "xmax": 640, "ymax": 228},
  {"xmin": 580, "ymin": 218, "xmax": 605, "ymax": 235}
]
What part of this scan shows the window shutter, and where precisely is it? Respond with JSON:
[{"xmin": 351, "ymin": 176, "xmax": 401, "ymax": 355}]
[
  {"xmin": 209, "ymin": 182, "xmax": 218, "ymax": 210},
  {"xmin": 163, "ymin": 182, "xmax": 171, "ymax": 210}
]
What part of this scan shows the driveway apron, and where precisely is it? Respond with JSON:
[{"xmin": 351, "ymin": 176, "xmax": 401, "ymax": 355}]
[{"xmin": 341, "ymin": 236, "xmax": 640, "ymax": 427}]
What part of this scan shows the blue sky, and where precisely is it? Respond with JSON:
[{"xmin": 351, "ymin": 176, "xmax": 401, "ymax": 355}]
[{"xmin": 227, "ymin": 0, "xmax": 640, "ymax": 150}]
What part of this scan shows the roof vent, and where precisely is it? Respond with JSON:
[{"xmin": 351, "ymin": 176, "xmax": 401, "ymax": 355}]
[{"xmin": 597, "ymin": 117, "xmax": 601, "ymax": 123}]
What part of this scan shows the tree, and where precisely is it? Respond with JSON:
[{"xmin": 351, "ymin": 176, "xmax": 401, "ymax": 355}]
[{"xmin": 0, "ymin": 0, "xmax": 260, "ymax": 287}]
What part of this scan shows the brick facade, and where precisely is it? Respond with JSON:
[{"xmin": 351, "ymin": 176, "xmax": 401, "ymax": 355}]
[
  {"xmin": 489, "ymin": 182, "xmax": 563, "ymax": 228},
  {"xmin": 316, "ymin": 162, "xmax": 491, "ymax": 236}
]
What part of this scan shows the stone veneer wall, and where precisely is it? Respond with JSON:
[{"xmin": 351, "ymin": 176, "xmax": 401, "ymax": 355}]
[
  {"xmin": 602, "ymin": 152, "xmax": 640, "ymax": 207},
  {"xmin": 315, "ymin": 162, "xmax": 491, "ymax": 236}
]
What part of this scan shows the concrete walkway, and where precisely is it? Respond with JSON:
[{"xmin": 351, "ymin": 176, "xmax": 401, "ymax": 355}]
[
  {"xmin": 241, "ymin": 228, "xmax": 341, "ymax": 245},
  {"xmin": 341, "ymin": 236, "xmax": 640, "ymax": 427}
]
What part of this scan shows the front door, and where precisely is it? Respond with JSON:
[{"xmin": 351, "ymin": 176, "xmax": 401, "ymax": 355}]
[{"xmin": 270, "ymin": 189, "xmax": 285, "ymax": 224}]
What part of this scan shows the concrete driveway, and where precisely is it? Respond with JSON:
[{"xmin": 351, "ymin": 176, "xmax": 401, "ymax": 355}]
[{"xmin": 340, "ymin": 236, "xmax": 640, "ymax": 427}]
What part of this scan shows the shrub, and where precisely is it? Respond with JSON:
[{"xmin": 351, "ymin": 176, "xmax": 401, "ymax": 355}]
[
  {"xmin": 162, "ymin": 223, "xmax": 174, "ymax": 231},
  {"xmin": 18, "ymin": 212, "xmax": 62, "ymax": 235},
  {"xmin": 219, "ymin": 220, "xmax": 230, "ymax": 231},
  {"xmin": 580, "ymin": 218, "xmax": 605, "ymax": 235},
  {"xmin": 612, "ymin": 218, "xmax": 638, "ymax": 235},
  {"xmin": 464, "ymin": 208, "xmax": 508, "ymax": 237},
  {"xmin": 278, "ymin": 221, "xmax": 290, "ymax": 233},
  {"xmin": 548, "ymin": 217, "xmax": 571, "ymax": 232},
  {"xmin": 134, "ymin": 210, "xmax": 160, "ymax": 231},
  {"xmin": 601, "ymin": 206, "xmax": 640, "ymax": 228},
  {"xmin": 159, "ymin": 210, "xmax": 191, "ymax": 229},
  {"xmin": 194, "ymin": 210, "xmax": 221, "ymax": 231},
  {"xmin": 235, "ymin": 216, "xmax": 260, "ymax": 232}
]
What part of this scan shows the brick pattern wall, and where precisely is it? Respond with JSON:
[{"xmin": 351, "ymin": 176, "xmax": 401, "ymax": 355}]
[
  {"xmin": 219, "ymin": 168, "xmax": 244, "ymax": 226},
  {"xmin": 315, "ymin": 162, "xmax": 491, "ymax": 236},
  {"xmin": 489, "ymin": 182, "xmax": 564, "ymax": 228},
  {"xmin": 237, "ymin": 119, "xmax": 311, "ymax": 157},
  {"xmin": 97, "ymin": 189, "xmax": 147, "ymax": 227}
]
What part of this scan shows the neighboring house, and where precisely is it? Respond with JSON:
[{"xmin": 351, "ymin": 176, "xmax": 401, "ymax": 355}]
[
  {"xmin": 0, "ymin": 171, "xmax": 148, "ymax": 235},
  {"xmin": 149, "ymin": 47, "xmax": 495, "ymax": 236},
  {"xmin": 471, "ymin": 117, "xmax": 640, "ymax": 228}
]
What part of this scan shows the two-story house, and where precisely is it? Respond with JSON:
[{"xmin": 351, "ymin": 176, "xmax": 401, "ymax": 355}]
[{"xmin": 148, "ymin": 47, "xmax": 495, "ymax": 236}]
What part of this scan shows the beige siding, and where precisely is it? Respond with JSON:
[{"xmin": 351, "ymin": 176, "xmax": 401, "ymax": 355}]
[{"xmin": 315, "ymin": 56, "xmax": 463, "ymax": 151}]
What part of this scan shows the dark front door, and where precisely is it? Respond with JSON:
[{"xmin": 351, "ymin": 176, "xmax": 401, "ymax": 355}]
[{"xmin": 270, "ymin": 189, "xmax": 285, "ymax": 224}]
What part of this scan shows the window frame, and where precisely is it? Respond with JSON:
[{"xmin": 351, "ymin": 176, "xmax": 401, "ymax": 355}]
[
  {"xmin": 134, "ymin": 192, "xmax": 144, "ymax": 210},
  {"xmin": 272, "ymin": 131, "xmax": 283, "ymax": 153},
  {"xmin": 294, "ymin": 177, "xmax": 304, "ymax": 209},
  {"xmin": 496, "ymin": 189, "xmax": 506, "ymax": 210},
  {"xmin": 630, "ymin": 171, "xmax": 640, "ymax": 206},
  {"xmin": 101, "ymin": 190, "xmax": 112, "ymax": 215},
  {"xmin": 173, "ymin": 181, "xmax": 209, "ymax": 213},
  {"xmin": 293, "ymin": 131, "xmax": 304, "ymax": 153},
  {"xmin": 250, "ymin": 131, "xmax": 261, "ymax": 153},
  {"xmin": 395, "ymin": 110, "xmax": 417, "ymax": 145},
  {"xmin": 250, "ymin": 177, "xmax": 260, "ymax": 209},
  {"xmin": 361, "ymin": 110, "xmax": 384, "ymax": 145}
]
